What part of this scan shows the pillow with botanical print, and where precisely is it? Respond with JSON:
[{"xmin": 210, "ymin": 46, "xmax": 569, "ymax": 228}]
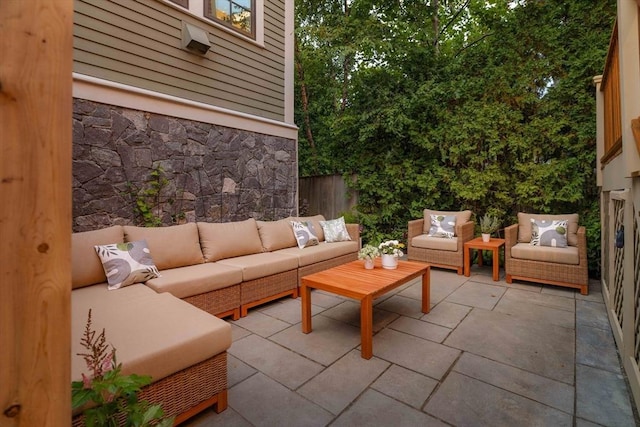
[
  {"xmin": 290, "ymin": 220, "xmax": 320, "ymax": 249},
  {"xmin": 530, "ymin": 219, "xmax": 568, "ymax": 248},
  {"xmin": 428, "ymin": 214, "xmax": 456, "ymax": 239},
  {"xmin": 319, "ymin": 217, "xmax": 352, "ymax": 243},
  {"xmin": 94, "ymin": 239, "xmax": 160, "ymax": 290}
]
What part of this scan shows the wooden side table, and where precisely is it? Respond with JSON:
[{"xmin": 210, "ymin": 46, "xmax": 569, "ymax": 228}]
[{"xmin": 464, "ymin": 237, "xmax": 505, "ymax": 281}]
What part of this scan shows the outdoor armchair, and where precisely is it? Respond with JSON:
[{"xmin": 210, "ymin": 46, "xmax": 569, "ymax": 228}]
[
  {"xmin": 407, "ymin": 209, "xmax": 475, "ymax": 274},
  {"xmin": 504, "ymin": 213, "xmax": 588, "ymax": 295}
]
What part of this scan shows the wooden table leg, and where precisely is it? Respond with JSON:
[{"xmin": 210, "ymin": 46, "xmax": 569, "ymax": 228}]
[
  {"xmin": 301, "ymin": 284, "xmax": 312, "ymax": 333},
  {"xmin": 464, "ymin": 246, "xmax": 471, "ymax": 277},
  {"xmin": 421, "ymin": 266, "xmax": 431, "ymax": 313},
  {"xmin": 477, "ymin": 249, "xmax": 484, "ymax": 267},
  {"xmin": 360, "ymin": 295, "xmax": 373, "ymax": 359},
  {"xmin": 492, "ymin": 248, "xmax": 499, "ymax": 281}
]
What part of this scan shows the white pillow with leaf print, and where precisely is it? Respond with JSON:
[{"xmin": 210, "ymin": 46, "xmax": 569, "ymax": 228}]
[
  {"xmin": 94, "ymin": 239, "xmax": 160, "ymax": 290},
  {"xmin": 530, "ymin": 219, "xmax": 568, "ymax": 248},
  {"xmin": 319, "ymin": 216, "xmax": 352, "ymax": 243},
  {"xmin": 290, "ymin": 220, "xmax": 320, "ymax": 249},
  {"xmin": 428, "ymin": 214, "xmax": 456, "ymax": 239}
]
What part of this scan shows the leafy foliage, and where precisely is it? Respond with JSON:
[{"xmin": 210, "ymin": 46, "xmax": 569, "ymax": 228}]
[{"xmin": 295, "ymin": 0, "xmax": 615, "ymax": 277}]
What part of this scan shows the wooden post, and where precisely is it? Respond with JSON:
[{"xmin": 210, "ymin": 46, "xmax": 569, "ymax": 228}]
[{"xmin": 1, "ymin": 0, "xmax": 73, "ymax": 425}]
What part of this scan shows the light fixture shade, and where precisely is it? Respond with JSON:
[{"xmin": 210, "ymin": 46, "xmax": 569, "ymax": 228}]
[{"xmin": 182, "ymin": 21, "xmax": 211, "ymax": 54}]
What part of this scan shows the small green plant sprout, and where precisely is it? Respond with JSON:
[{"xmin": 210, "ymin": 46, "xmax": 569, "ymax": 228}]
[
  {"xmin": 72, "ymin": 309, "xmax": 173, "ymax": 427},
  {"xmin": 358, "ymin": 244, "xmax": 380, "ymax": 261},
  {"xmin": 479, "ymin": 214, "xmax": 500, "ymax": 235}
]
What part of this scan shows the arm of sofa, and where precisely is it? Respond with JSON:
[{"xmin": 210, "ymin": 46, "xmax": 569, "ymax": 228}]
[
  {"xmin": 504, "ymin": 224, "xmax": 518, "ymax": 262},
  {"xmin": 346, "ymin": 223, "xmax": 360, "ymax": 245},
  {"xmin": 408, "ymin": 219, "xmax": 425, "ymax": 242},
  {"xmin": 456, "ymin": 221, "xmax": 475, "ymax": 252},
  {"xmin": 577, "ymin": 226, "xmax": 587, "ymax": 266}
]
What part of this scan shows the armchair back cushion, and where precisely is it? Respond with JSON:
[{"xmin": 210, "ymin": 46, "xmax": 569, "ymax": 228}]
[
  {"xmin": 422, "ymin": 209, "xmax": 472, "ymax": 235},
  {"xmin": 517, "ymin": 213, "xmax": 579, "ymax": 247},
  {"xmin": 124, "ymin": 223, "xmax": 204, "ymax": 270},
  {"xmin": 197, "ymin": 219, "xmax": 263, "ymax": 262}
]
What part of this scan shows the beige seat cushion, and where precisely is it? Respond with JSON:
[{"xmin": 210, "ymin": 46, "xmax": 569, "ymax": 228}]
[
  {"xmin": 411, "ymin": 235, "xmax": 458, "ymax": 252},
  {"xmin": 517, "ymin": 213, "xmax": 579, "ymax": 246},
  {"xmin": 124, "ymin": 223, "xmax": 204, "ymax": 270},
  {"xmin": 511, "ymin": 243, "xmax": 579, "ymax": 265},
  {"xmin": 293, "ymin": 215, "xmax": 326, "ymax": 241},
  {"xmin": 217, "ymin": 252, "xmax": 299, "ymax": 281},
  {"xmin": 145, "ymin": 263, "xmax": 243, "ymax": 299},
  {"xmin": 256, "ymin": 218, "xmax": 297, "ymax": 251},
  {"xmin": 277, "ymin": 241, "xmax": 359, "ymax": 267},
  {"xmin": 423, "ymin": 209, "xmax": 472, "ymax": 235},
  {"xmin": 71, "ymin": 284, "xmax": 231, "ymax": 383},
  {"xmin": 197, "ymin": 219, "xmax": 263, "ymax": 262},
  {"xmin": 72, "ymin": 225, "xmax": 124, "ymax": 289}
]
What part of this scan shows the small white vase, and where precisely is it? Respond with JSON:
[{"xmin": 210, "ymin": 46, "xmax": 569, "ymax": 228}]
[
  {"xmin": 381, "ymin": 254, "xmax": 398, "ymax": 269},
  {"xmin": 481, "ymin": 233, "xmax": 491, "ymax": 242},
  {"xmin": 364, "ymin": 259, "xmax": 374, "ymax": 269}
]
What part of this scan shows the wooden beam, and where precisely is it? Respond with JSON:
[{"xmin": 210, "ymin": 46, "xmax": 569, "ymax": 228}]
[{"xmin": 1, "ymin": 0, "xmax": 73, "ymax": 425}]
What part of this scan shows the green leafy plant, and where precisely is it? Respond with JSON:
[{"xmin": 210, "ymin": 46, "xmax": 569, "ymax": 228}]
[
  {"xmin": 72, "ymin": 309, "xmax": 173, "ymax": 427},
  {"xmin": 358, "ymin": 244, "xmax": 379, "ymax": 260},
  {"xmin": 479, "ymin": 214, "xmax": 500, "ymax": 235}
]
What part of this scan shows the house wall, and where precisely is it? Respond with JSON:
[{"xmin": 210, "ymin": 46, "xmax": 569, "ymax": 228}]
[{"xmin": 74, "ymin": 0, "xmax": 287, "ymax": 122}]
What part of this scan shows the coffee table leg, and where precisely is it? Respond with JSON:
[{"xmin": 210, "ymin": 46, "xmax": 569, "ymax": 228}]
[
  {"xmin": 422, "ymin": 266, "xmax": 430, "ymax": 313},
  {"xmin": 301, "ymin": 284, "xmax": 312, "ymax": 333},
  {"xmin": 360, "ymin": 295, "xmax": 373, "ymax": 359}
]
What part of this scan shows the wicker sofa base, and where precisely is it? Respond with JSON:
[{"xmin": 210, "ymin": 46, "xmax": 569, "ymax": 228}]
[
  {"xmin": 184, "ymin": 284, "xmax": 241, "ymax": 320},
  {"xmin": 72, "ymin": 351, "xmax": 228, "ymax": 426},
  {"xmin": 505, "ymin": 260, "xmax": 588, "ymax": 295},
  {"xmin": 240, "ymin": 269, "xmax": 299, "ymax": 317}
]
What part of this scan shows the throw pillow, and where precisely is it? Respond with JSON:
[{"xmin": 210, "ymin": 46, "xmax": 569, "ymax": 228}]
[
  {"xmin": 290, "ymin": 220, "xmax": 320, "ymax": 249},
  {"xmin": 530, "ymin": 219, "xmax": 568, "ymax": 248},
  {"xmin": 94, "ymin": 240, "xmax": 160, "ymax": 290},
  {"xmin": 428, "ymin": 214, "xmax": 456, "ymax": 239},
  {"xmin": 319, "ymin": 217, "xmax": 352, "ymax": 243}
]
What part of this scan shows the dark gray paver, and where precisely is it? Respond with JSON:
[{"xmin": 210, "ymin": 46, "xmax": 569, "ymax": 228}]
[
  {"xmin": 371, "ymin": 364, "xmax": 438, "ymax": 408},
  {"xmin": 576, "ymin": 364, "xmax": 635, "ymax": 426}
]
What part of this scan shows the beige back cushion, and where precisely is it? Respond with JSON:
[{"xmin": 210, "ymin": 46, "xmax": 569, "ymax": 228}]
[
  {"xmin": 72, "ymin": 225, "xmax": 124, "ymax": 289},
  {"xmin": 423, "ymin": 209, "xmax": 472, "ymax": 234},
  {"xmin": 197, "ymin": 219, "xmax": 264, "ymax": 262},
  {"xmin": 517, "ymin": 213, "xmax": 579, "ymax": 247},
  {"xmin": 294, "ymin": 214, "xmax": 326, "ymax": 241},
  {"xmin": 257, "ymin": 218, "xmax": 297, "ymax": 252},
  {"xmin": 123, "ymin": 223, "xmax": 204, "ymax": 270}
]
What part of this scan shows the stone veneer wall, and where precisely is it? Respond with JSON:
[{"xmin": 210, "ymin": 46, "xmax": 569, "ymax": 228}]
[{"xmin": 72, "ymin": 99, "xmax": 297, "ymax": 232}]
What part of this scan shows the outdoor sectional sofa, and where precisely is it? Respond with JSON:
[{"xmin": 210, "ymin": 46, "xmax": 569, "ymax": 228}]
[{"xmin": 71, "ymin": 215, "xmax": 359, "ymax": 424}]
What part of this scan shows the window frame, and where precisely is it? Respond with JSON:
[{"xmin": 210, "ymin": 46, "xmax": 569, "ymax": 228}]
[{"xmin": 204, "ymin": 0, "xmax": 256, "ymax": 40}]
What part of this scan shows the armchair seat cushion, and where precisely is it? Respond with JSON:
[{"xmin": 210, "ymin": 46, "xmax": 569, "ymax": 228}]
[
  {"xmin": 511, "ymin": 243, "xmax": 579, "ymax": 265},
  {"xmin": 411, "ymin": 235, "xmax": 458, "ymax": 252}
]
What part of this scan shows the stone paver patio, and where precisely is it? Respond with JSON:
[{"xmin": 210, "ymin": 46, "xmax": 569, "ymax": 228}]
[{"xmin": 184, "ymin": 264, "xmax": 638, "ymax": 427}]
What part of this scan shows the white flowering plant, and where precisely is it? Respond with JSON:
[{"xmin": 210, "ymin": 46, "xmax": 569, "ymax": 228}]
[
  {"xmin": 358, "ymin": 244, "xmax": 380, "ymax": 260},
  {"xmin": 378, "ymin": 240, "xmax": 405, "ymax": 257}
]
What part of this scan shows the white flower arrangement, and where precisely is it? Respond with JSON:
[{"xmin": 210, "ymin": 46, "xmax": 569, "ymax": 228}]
[
  {"xmin": 378, "ymin": 240, "xmax": 405, "ymax": 257},
  {"xmin": 358, "ymin": 244, "xmax": 380, "ymax": 260}
]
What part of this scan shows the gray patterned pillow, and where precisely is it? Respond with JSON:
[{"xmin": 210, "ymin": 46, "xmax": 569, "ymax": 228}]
[
  {"xmin": 94, "ymin": 240, "xmax": 160, "ymax": 290},
  {"xmin": 530, "ymin": 219, "xmax": 568, "ymax": 248},
  {"xmin": 319, "ymin": 217, "xmax": 352, "ymax": 243},
  {"xmin": 290, "ymin": 221, "xmax": 319, "ymax": 249},
  {"xmin": 428, "ymin": 214, "xmax": 456, "ymax": 239}
]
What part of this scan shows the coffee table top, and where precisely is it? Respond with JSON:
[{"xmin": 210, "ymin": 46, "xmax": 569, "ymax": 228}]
[{"xmin": 300, "ymin": 259, "xmax": 429, "ymax": 300}]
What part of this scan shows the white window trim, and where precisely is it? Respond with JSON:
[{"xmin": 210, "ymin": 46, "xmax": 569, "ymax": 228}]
[{"xmin": 162, "ymin": 0, "xmax": 264, "ymax": 47}]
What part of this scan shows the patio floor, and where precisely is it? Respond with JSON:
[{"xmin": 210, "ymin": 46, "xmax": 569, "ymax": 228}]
[{"xmin": 184, "ymin": 264, "xmax": 638, "ymax": 427}]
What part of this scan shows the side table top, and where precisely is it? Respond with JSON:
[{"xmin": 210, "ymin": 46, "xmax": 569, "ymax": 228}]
[{"xmin": 465, "ymin": 237, "xmax": 505, "ymax": 249}]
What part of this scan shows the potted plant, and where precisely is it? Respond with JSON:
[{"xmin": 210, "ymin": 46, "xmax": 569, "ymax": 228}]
[
  {"xmin": 358, "ymin": 244, "xmax": 379, "ymax": 269},
  {"xmin": 378, "ymin": 240, "xmax": 405, "ymax": 270},
  {"xmin": 479, "ymin": 214, "xmax": 500, "ymax": 242}
]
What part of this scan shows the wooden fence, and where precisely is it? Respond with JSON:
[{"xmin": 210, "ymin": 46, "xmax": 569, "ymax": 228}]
[{"xmin": 299, "ymin": 175, "xmax": 357, "ymax": 220}]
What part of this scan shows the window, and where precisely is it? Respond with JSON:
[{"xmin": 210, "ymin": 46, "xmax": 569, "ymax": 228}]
[{"xmin": 205, "ymin": 0, "xmax": 254, "ymax": 38}]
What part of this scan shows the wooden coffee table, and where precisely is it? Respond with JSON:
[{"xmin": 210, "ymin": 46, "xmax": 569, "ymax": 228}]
[{"xmin": 300, "ymin": 259, "xmax": 430, "ymax": 359}]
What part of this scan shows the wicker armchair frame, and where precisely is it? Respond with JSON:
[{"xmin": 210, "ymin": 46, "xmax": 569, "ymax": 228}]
[
  {"xmin": 407, "ymin": 219, "xmax": 475, "ymax": 274},
  {"xmin": 504, "ymin": 224, "xmax": 588, "ymax": 295}
]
